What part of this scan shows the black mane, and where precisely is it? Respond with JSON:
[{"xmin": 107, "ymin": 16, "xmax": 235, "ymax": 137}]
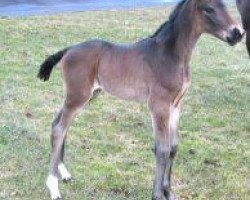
[{"xmin": 151, "ymin": 0, "xmax": 188, "ymax": 47}]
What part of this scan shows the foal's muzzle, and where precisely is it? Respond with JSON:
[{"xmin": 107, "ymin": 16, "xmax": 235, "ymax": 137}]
[{"xmin": 226, "ymin": 27, "xmax": 245, "ymax": 46}]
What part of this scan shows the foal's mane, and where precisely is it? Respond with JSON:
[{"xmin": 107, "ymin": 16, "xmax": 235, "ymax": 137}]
[{"xmin": 151, "ymin": 0, "xmax": 190, "ymax": 47}]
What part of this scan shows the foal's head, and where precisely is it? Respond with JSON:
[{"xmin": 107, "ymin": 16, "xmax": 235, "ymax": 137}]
[{"xmin": 194, "ymin": 0, "xmax": 244, "ymax": 45}]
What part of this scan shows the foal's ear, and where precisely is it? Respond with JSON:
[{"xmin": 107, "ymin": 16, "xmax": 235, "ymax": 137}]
[
  {"xmin": 195, "ymin": 0, "xmax": 205, "ymax": 8},
  {"xmin": 195, "ymin": 0, "xmax": 209, "ymax": 5}
]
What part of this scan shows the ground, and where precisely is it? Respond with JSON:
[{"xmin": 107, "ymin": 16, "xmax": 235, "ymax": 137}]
[{"xmin": 0, "ymin": 5, "xmax": 249, "ymax": 200}]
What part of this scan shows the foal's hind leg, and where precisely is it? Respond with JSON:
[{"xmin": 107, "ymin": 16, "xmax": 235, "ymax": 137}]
[
  {"xmin": 53, "ymin": 109, "xmax": 73, "ymax": 183},
  {"xmin": 47, "ymin": 95, "xmax": 92, "ymax": 199},
  {"xmin": 47, "ymin": 107, "xmax": 77, "ymax": 199},
  {"xmin": 47, "ymin": 66, "xmax": 95, "ymax": 199},
  {"xmin": 47, "ymin": 96, "xmax": 90, "ymax": 200}
]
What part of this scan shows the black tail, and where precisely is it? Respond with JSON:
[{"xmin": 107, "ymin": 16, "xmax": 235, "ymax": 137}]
[{"xmin": 38, "ymin": 48, "xmax": 69, "ymax": 81}]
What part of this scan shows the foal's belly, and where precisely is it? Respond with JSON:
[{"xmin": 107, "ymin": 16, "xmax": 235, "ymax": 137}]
[
  {"xmin": 97, "ymin": 50, "xmax": 150, "ymax": 101},
  {"xmin": 97, "ymin": 71, "xmax": 149, "ymax": 101}
]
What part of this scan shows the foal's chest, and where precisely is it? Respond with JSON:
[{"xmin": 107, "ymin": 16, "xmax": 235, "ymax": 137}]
[{"xmin": 173, "ymin": 66, "xmax": 190, "ymax": 106}]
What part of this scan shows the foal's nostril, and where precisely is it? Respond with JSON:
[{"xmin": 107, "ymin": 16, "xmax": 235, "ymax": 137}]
[
  {"xmin": 232, "ymin": 28, "xmax": 242, "ymax": 40},
  {"xmin": 227, "ymin": 27, "xmax": 244, "ymax": 45}
]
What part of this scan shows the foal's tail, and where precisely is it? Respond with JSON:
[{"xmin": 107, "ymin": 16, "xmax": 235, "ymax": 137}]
[{"xmin": 38, "ymin": 48, "xmax": 69, "ymax": 81}]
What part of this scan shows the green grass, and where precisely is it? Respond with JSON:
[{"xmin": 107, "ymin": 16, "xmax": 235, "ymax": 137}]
[{"xmin": 0, "ymin": 5, "xmax": 249, "ymax": 200}]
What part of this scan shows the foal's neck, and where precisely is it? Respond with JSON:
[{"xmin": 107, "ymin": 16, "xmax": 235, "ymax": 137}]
[
  {"xmin": 174, "ymin": 28, "xmax": 201, "ymax": 66},
  {"xmin": 172, "ymin": 6, "xmax": 202, "ymax": 66}
]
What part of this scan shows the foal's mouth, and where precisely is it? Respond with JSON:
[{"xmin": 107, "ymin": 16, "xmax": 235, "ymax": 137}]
[{"xmin": 226, "ymin": 36, "xmax": 240, "ymax": 46}]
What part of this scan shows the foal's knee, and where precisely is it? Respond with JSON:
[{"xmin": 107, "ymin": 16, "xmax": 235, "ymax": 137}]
[
  {"xmin": 153, "ymin": 143, "xmax": 177, "ymax": 161},
  {"xmin": 51, "ymin": 114, "xmax": 64, "ymax": 145},
  {"xmin": 65, "ymin": 92, "xmax": 91, "ymax": 110},
  {"xmin": 155, "ymin": 143, "xmax": 171, "ymax": 162}
]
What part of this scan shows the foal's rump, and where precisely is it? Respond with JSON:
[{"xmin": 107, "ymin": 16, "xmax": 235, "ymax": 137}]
[{"xmin": 37, "ymin": 40, "xmax": 110, "ymax": 82}]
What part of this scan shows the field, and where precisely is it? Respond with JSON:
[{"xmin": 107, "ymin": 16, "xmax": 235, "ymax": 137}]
[{"xmin": 0, "ymin": 5, "xmax": 249, "ymax": 200}]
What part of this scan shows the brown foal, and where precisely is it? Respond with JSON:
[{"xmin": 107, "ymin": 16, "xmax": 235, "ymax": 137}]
[
  {"xmin": 236, "ymin": 0, "xmax": 250, "ymax": 56},
  {"xmin": 38, "ymin": 0, "xmax": 244, "ymax": 199}
]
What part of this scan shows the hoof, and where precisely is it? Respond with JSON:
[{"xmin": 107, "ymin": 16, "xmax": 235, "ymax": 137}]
[
  {"xmin": 52, "ymin": 198, "xmax": 63, "ymax": 200},
  {"xmin": 58, "ymin": 163, "xmax": 72, "ymax": 183},
  {"xmin": 46, "ymin": 175, "xmax": 62, "ymax": 200},
  {"xmin": 49, "ymin": 193, "xmax": 62, "ymax": 200},
  {"xmin": 62, "ymin": 177, "xmax": 74, "ymax": 183}
]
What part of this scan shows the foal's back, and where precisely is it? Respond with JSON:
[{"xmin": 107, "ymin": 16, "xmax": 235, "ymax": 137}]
[{"xmin": 62, "ymin": 38, "xmax": 182, "ymax": 102}]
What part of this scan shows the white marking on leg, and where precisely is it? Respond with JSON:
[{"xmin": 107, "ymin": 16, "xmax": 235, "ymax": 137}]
[
  {"xmin": 46, "ymin": 175, "xmax": 61, "ymax": 200},
  {"xmin": 58, "ymin": 163, "xmax": 72, "ymax": 181},
  {"xmin": 170, "ymin": 107, "xmax": 180, "ymax": 146}
]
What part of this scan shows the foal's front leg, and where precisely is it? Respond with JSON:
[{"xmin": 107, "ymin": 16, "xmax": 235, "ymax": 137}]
[
  {"xmin": 149, "ymin": 99, "xmax": 173, "ymax": 200},
  {"xmin": 163, "ymin": 105, "xmax": 181, "ymax": 200}
]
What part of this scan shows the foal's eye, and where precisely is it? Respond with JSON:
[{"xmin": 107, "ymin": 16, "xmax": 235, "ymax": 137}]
[{"xmin": 203, "ymin": 7, "xmax": 215, "ymax": 14}]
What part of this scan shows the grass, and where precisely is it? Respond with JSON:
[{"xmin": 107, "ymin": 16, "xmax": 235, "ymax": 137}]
[{"xmin": 0, "ymin": 5, "xmax": 249, "ymax": 200}]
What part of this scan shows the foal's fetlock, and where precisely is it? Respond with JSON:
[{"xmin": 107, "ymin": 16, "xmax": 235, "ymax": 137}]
[
  {"xmin": 152, "ymin": 196, "xmax": 164, "ymax": 200},
  {"xmin": 163, "ymin": 182, "xmax": 171, "ymax": 197},
  {"xmin": 164, "ymin": 190, "xmax": 177, "ymax": 200},
  {"xmin": 163, "ymin": 189, "xmax": 169, "ymax": 198},
  {"xmin": 152, "ymin": 191, "xmax": 165, "ymax": 200}
]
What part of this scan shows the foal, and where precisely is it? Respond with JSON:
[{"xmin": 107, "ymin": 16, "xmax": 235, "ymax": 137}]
[
  {"xmin": 236, "ymin": 0, "xmax": 250, "ymax": 56},
  {"xmin": 38, "ymin": 0, "xmax": 244, "ymax": 199}
]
